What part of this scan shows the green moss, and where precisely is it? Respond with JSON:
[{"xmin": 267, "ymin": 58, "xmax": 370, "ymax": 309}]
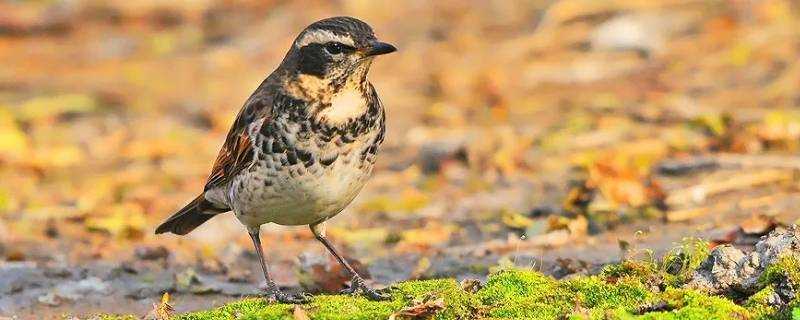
[
  {"xmin": 179, "ymin": 298, "xmax": 293, "ymax": 320},
  {"xmin": 123, "ymin": 252, "xmax": 793, "ymax": 320},
  {"xmin": 601, "ymin": 260, "xmax": 658, "ymax": 280},
  {"xmin": 475, "ymin": 269, "xmax": 660, "ymax": 320},
  {"xmin": 393, "ymin": 279, "xmax": 480, "ymax": 319},
  {"xmin": 178, "ymin": 279, "xmax": 475, "ymax": 320},
  {"xmin": 478, "ymin": 269, "xmax": 558, "ymax": 304},
  {"xmin": 744, "ymin": 254, "xmax": 800, "ymax": 320},
  {"xmin": 745, "ymin": 285, "xmax": 782, "ymax": 320},
  {"xmin": 567, "ymin": 276, "xmax": 655, "ymax": 314},
  {"xmin": 574, "ymin": 288, "xmax": 751, "ymax": 320},
  {"xmin": 660, "ymin": 238, "xmax": 710, "ymax": 285},
  {"xmin": 91, "ymin": 315, "xmax": 138, "ymax": 320},
  {"xmin": 599, "ymin": 238, "xmax": 710, "ymax": 291},
  {"xmin": 642, "ymin": 288, "xmax": 750, "ymax": 319},
  {"xmin": 601, "ymin": 260, "xmax": 666, "ymax": 289},
  {"xmin": 760, "ymin": 254, "xmax": 800, "ymax": 289},
  {"xmin": 302, "ymin": 295, "xmax": 401, "ymax": 320},
  {"xmin": 478, "ymin": 269, "xmax": 573, "ymax": 319}
]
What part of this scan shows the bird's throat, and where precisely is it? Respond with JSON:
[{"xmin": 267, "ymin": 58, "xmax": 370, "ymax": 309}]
[
  {"xmin": 286, "ymin": 74, "xmax": 370, "ymax": 126},
  {"xmin": 317, "ymin": 87, "xmax": 368, "ymax": 125}
]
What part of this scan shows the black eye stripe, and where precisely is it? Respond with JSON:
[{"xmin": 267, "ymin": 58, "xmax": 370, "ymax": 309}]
[{"xmin": 323, "ymin": 42, "xmax": 355, "ymax": 55}]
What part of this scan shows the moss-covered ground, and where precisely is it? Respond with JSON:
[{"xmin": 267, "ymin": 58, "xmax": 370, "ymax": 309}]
[{"xmin": 102, "ymin": 240, "xmax": 800, "ymax": 319}]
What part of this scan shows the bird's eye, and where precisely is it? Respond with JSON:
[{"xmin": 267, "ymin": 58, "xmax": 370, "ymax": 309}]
[{"xmin": 323, "ymin": 42, "xmax": 353, "ymax": 55}]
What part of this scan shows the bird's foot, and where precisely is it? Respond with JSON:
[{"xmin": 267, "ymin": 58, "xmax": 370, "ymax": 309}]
[
  {"xmin": 263, "ymin": 287, "xmax": 310, "ymax": 304},
  {"xmin": 340, "ymin": 276, "xmax": 391, "ymax": 301}
]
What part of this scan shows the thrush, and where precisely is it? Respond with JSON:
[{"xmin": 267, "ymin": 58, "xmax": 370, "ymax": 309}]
[{"xmin": 155, "ymin": 16, "xmax": 395, "ymax": 303}]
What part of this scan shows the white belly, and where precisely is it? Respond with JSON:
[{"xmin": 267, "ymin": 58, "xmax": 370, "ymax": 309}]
[{"xmin": 232, "ymin": 149, "xmax": 373, "ymax": 227}]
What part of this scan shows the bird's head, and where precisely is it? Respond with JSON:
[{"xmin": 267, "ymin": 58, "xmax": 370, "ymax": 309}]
[{"xmin": 282, "ymin": 17, "xmax": 396, "ymax": 95}]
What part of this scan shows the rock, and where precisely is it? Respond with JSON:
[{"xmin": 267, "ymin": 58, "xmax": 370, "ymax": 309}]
[
  {"xmin": 37, "ymin": 292, "xmax": 62, "ymax": 306},
  {"xmin": 197, "ymin": 277, "xmax": 258, "ymax": 296},
  {"xmin": 117, "ymin": 271, "xmax": 175, "ymax": 299},
  {"xmin": 686, "ymin": 245, "xmax": 750, "ymax": 294},
  {"xmin": 43, "ymin": 266, "xmax": 73, "ymax": 278},
  {"xmin": 134, "ymin": 245, "xmax": 170, "ymax": 260},
  {"xmin": 174, "ymin": 268, "xmax": 220, "ymax": 294},
  {"xmin": 417, "ymin": 141, "xmax": 467, "ymax": 174},
  {"xmin": 773, "ymin": 275, "xmax": 796, "ymax": 305},
  {"xmin": 0, "ymin": 262, "xmax": 44, "ymax": 295},
  {"xmin": 591, "ymin": 12, "xmax": 693, "ymax": 56},
  {"xmin": 752, "ymin": 226, "xmax": 799, "ymax": 264},
  {"xmin": 687, "ymin": 226, "xmax": 800, "ymax": 295},
  {"xmin": 54, "ymin": 277, "xmax": 110, "ymax": 300},
  {"xmin": 226, "ymin": 268, "xmax": 252, "ymax": 283},
  {"xmin": 34, "ymin": 276, "xmax": 112, "ymax": 307}
]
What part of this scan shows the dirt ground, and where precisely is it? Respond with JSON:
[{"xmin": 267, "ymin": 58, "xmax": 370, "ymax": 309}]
[{"xmin": 1, "ymin": 0, "xmax": 799, "ymax": 318}]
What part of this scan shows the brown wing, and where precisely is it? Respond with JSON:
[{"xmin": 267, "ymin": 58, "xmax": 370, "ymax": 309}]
[{"xmin": 204, "ymin": 94, "xmax": 271, "ymax": 191}]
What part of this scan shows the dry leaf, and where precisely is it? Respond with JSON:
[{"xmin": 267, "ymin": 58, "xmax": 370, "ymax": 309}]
[
  {"xmin": 155, "ymin": 292, "xmax": 174, "ymax": 320},
  {"xmin": 739, "ymin": 214, "xmax": 778, "ymax": 236},
  {"xmin": 390, "ymin": 295, "xmax": 445, "ymax": 320},
  {"xmin": 293, "ymin": 305, "xmax": 311, "ymax": 320},
  {"xmin": 144, "ymin": 292, "xmax": 174, "ymax": 320}
]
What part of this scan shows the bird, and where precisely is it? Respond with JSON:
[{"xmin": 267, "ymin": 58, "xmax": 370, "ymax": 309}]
[{"xmin": 155, "ymin": 16, "xmax": 396, "ymax": 303}]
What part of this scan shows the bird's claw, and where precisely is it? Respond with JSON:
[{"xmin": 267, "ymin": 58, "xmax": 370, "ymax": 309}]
[
  {"xmin": 340, "ymin": 276, "xmax": 390, "ymax": 301},
  {"xmin": 263, "ymin": 288, "xmax": 311, "ymax": 304}
]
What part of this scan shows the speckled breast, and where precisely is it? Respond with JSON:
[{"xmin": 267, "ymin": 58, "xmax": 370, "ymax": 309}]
[{"xmin": 231, "ymin": 116, "xmax": 383, "ymax": 227}]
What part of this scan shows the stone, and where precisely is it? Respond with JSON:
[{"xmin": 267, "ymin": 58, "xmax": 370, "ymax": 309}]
[{"xmin": 687, "ymin": 226, "xmax": 800, "ymax": 295}]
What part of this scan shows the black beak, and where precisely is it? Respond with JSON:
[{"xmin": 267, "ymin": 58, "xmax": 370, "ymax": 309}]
[{"xmin": 364, "ymin": 41, "xmax": 397, "ymax": 56}]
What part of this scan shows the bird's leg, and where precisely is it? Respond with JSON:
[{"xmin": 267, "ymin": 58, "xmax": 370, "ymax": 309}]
[
  {"xmin": 248, "ymin": 227, "xmax": 309, "ymax": 304},
  {"xmin": 310, "ymin": 223, "xmax": 389, "ymax": 301}
]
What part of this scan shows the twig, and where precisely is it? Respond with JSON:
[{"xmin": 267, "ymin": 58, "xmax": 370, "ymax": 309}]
[
  {"xmin": 658, "ymin": 154, "xmax": 800, "ymax": 176},
  {"xmin": 665, "ymin": 169, "xmax": 793, "ymax": 206},
  {"xmin": 714, "ymin": 153, "xmax": 800, "ymax": 170}
]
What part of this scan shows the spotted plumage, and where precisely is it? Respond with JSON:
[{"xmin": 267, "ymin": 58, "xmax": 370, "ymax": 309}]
[{"xmin": 155, "ymin": 17, "xmax": 395, "ymax": 303}]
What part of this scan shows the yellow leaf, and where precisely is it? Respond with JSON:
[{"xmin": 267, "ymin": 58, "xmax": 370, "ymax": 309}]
[
  {"xmin": 400, "ymin": 223, "xmax": 456, "ymax": 247},
  {"xmin": 0, "ymin": 108, "xmax": 28, "ymax": 159},
  {"xmin": 728, "ymin": 42, "xmax": 752, "ymax": 66},
  {"xmin": 293, "ymin": 305, "xmax": 311, "ymax": 320},
  {"xmin": 152, "ymin": 292, "xmax": 174, "ymax": 320},
  {"xmin": 501, "ymin": 210, "xmax": 534, "ymax": 229},
  {"xmin": 32, "ymin": 145, "xmax": 84, "ymax": 168},
  {"xmin": 86, "ymin": 203, "xmax": 147, "ymax": 238},
  {"xmin": 15, "ymin": 94, "xmax": 97, "ymax": 121}
]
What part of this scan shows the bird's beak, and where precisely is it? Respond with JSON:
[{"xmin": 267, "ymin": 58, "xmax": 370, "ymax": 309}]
[{"xmin": 363, "ymin": 41, "xmax": 397, "ymax": 56}]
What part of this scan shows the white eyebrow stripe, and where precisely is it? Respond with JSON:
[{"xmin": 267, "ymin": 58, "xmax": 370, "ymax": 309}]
[{"xmin": 296, "ymin": 29, "xmax": 355, "ymax": 48}]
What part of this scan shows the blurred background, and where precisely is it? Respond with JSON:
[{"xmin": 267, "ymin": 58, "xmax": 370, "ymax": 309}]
[{"xmin": 1, "ymin": 0, "xmax": 799, "ymax": 317}]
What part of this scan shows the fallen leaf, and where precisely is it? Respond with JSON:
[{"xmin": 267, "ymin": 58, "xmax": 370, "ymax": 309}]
[
  {"xmin": 85, "ymin": 203, "xmax": 147, "ymax": 238},
  {"xmin": 14, "ymin": 94, "xmax": 97, "ymax": 121},
  {"xmin": 410, "ymin": 257, "xmax": 431, "ymax": 279},
  {"xmin": 501, "ymin": 210, "xmax": 534, "ymax": 229},
  {"xmin": 293, "ymin": 305, "xmax": 311, "ymax": 320},
  {"xmin": 145, "ymin": 292, "xmax": 174, "ymax": 320},
  {"xmin": 460, "ymin": 279, "xmax": 482, "ymax": 293},
  {"xmin": 390, "ymin": 294, "xmax": 445, "ymax": 319},
  {"xmin": 296, "ymin": 252, "xmax": 369, "ymax": 294},
  {"xmin": 739, "ymin": 214, "xmax": 778, "ymax": 236}
]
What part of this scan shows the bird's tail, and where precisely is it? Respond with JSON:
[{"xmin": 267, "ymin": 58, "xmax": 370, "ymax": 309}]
[{"xmin": 155, "ymin": 195, "xmax": 227, "ymax": 235}]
